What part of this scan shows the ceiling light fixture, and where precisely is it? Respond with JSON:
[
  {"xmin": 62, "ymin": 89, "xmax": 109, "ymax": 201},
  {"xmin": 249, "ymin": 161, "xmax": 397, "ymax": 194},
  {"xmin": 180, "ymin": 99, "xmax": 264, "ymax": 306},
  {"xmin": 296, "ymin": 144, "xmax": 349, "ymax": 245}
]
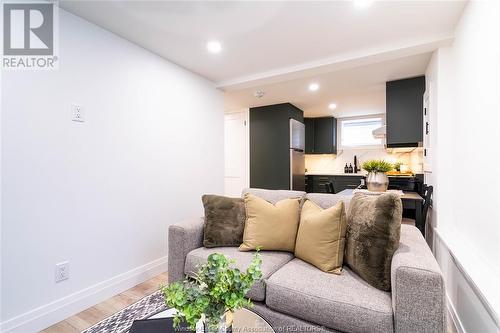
[
  {"xmin": 353, "ymin": 0, "xmax": 374, "ymax": 9},
  {"xmin": 308, "ymin": 83, "xmax": 319, "ymax": 92},
  {"xmin": 206, "ymin": 40, "xmax": 222, "ymax": 54},
  {"xmin": 328, "ymin": 103, "xmax": 337, "ymax": 110}
]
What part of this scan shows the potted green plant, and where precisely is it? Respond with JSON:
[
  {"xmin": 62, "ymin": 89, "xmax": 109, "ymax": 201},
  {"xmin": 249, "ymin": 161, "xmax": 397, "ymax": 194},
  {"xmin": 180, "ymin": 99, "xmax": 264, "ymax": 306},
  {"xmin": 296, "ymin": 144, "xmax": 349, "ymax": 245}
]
[
  {"xmin": 362, "ymin": 159, "xmax": 393, "ymax": 192},
  {"xmin": 162, "ymin": 251, "xmax": 263, "ymax": 333}
]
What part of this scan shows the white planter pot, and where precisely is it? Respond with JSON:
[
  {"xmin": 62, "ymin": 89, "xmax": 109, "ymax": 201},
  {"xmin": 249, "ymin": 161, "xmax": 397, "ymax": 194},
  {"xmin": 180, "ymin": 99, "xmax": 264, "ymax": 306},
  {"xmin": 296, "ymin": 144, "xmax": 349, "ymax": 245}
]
[{"xmin": 366, "ymin": 172, "xmax": 389, "ymax": 192}]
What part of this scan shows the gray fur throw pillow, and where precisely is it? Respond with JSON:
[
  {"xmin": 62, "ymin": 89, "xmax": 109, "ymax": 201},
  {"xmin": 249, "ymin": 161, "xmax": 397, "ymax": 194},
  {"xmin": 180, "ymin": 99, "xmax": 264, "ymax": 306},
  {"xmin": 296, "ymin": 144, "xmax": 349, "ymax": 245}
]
[
  {"xmin": 202, "ymin": 194, "xmax": 246, "ymax": 248},
  {"xmin": 345, "ymin": 193, "xmax": 402, "ymax": 291}
]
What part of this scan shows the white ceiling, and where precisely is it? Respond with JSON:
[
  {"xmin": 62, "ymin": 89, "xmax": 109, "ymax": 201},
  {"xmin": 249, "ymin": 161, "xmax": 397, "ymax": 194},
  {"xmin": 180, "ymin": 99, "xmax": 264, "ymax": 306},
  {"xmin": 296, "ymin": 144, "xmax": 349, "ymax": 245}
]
[
  {"xmin": 60, "ymin": 1, "xmax": 466, "ymax": 85},
  {"xmin": 224, "ymin": 52, "xmax": 432, "ymax": 117}
]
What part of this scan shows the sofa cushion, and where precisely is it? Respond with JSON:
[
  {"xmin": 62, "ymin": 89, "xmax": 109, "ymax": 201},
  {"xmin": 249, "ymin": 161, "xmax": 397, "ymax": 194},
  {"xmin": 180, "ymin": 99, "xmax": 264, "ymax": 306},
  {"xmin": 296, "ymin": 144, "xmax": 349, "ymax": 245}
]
[
  {"xmin": 305, "ymin": 193, "xmax": 351, "ymax": 210},
  {"xmin": 242, "ymin": 188, "xmax": 305, "ymax": 204},
  {"xmin": 266, "ymin": 258, "xmax": 394, "ymax": 333},
  {"xmin": 184, "ymin": 247, "xmax": 294, "ymax": 301}
]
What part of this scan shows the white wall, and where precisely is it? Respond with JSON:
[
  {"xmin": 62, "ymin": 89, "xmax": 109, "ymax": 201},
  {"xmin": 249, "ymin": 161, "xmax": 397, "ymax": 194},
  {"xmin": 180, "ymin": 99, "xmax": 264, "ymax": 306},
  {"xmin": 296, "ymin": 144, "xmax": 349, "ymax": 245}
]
[
  {"xmin": 1, "ymin": 9, "xmax": 223, "ymax": 332},
  {"xmin": 425, "ymin": 1, "xmax": 500, "ymax": 330},
  {"xmin": 0, "ymin": 62, "xmax": 3, "ymax": 331}
]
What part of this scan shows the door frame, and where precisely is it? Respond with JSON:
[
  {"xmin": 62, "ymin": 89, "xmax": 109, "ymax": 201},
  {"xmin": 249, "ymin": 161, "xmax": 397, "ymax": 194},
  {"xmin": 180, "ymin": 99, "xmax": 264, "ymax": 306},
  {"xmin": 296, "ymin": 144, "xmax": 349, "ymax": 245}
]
[{"xmin": 423, "ymin": 87, "xmax": 432, "ymax": 173}]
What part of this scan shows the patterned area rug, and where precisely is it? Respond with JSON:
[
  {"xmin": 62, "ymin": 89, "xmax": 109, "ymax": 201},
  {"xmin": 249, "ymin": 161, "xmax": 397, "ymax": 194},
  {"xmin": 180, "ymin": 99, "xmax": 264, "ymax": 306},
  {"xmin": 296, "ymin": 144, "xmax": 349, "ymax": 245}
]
[{"xmin": 82, "ymin": 290, "xmax": 167, "ymax": 333}]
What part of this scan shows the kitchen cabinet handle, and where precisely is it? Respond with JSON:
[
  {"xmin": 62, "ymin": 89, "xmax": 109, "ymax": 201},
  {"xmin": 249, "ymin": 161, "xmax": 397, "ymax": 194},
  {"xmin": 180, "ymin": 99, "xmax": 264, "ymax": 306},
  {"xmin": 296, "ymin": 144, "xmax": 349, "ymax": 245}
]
[{"xmin": 425, "ymin": 122, "xmax": 429, "ymax": 135}]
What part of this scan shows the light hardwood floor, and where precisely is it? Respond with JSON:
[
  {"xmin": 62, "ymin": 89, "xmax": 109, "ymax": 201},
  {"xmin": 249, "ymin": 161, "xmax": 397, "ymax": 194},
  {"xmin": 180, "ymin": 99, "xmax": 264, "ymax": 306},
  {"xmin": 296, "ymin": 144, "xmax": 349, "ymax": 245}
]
[{"xmin": 41, "ymin": 273, "xmax": 168, "ymax": 333}]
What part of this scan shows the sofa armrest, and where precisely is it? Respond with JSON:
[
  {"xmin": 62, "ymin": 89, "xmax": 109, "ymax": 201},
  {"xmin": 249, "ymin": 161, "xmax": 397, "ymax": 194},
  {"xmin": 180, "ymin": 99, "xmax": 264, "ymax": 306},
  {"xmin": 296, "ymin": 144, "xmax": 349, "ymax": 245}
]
[
  {"xmin": 168, "ymin": 217, "xmax": 204, "ymax": 283},
  {"xmin": 391, "ymin": 225, "xmax": 446, "ymax": 333}
]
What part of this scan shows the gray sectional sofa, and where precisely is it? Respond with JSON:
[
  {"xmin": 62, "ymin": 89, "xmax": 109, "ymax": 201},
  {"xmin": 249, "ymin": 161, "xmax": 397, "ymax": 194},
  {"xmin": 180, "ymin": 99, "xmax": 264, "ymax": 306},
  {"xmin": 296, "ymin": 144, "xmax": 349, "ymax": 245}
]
[{"xmin": 168, "ymin": 189, "xmax": 446, "ymax": 333}]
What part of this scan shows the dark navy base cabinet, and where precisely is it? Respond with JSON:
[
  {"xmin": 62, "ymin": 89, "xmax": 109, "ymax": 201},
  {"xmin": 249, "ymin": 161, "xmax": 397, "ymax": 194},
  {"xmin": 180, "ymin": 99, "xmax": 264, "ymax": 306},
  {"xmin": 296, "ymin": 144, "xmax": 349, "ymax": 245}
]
[{"xmin": 306, "ymin": 175, "xmax": 364, "ymax": 193}]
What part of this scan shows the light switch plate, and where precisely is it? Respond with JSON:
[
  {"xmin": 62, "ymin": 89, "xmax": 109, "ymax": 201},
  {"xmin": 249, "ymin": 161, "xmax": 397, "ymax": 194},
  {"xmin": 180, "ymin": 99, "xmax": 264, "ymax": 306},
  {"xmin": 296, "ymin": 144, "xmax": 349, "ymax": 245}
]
[{"xmin": 72, "ymin": 104, "xmax": 85, "ymax": 122}]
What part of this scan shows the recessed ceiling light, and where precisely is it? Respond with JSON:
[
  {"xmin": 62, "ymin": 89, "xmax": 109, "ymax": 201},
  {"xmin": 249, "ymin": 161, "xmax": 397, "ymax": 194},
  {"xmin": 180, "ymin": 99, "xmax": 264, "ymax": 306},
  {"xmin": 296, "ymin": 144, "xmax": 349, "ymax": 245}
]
[
  {"xmin": 328, "ymin": 103, "xmax": 337, "ymax": 110},
  {"xmin": 308, "ymin": 83, "xmax": 319, "ymax": 92},
  {"xmin": 254, "ymin": 90, "xmax": 265, "ymax": 98},
  {"xmin": 206, "ymin": 40, "xmax": 222, "ymax": 54},
  {"xmin": 353, "ymin": 0, "xmax": 374, "ymax": 9}
]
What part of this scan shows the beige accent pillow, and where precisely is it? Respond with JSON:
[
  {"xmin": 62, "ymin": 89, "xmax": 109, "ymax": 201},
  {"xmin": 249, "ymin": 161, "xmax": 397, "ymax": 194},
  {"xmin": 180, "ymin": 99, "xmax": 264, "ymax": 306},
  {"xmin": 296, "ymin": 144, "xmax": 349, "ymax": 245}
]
[
  {"xmin": 239, "ymin": 193, "xmax": 301, "ymax": 252},
  {"xmin": 294, "ymin": 200, "xmax": 347, "ymax": 274}
]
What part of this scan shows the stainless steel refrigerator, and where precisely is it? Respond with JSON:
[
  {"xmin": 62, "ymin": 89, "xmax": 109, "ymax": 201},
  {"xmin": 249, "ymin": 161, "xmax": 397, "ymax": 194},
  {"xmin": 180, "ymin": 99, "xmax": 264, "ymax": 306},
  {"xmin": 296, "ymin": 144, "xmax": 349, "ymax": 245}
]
[{"xmin": 289, "ymin": 119, "xmax": 305, "ymax": 191}]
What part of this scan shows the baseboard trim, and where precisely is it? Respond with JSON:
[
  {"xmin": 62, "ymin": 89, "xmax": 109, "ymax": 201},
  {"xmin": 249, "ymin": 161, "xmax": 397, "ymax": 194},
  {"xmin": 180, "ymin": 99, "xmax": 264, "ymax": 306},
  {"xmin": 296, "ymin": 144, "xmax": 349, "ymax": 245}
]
[
  {"xmin": 434, "ymin": 228, "xmax": 499, "ymax": 326},
  {"xmin": 0, "ymin": 256, "xmax": 168, "ymax": 333}
]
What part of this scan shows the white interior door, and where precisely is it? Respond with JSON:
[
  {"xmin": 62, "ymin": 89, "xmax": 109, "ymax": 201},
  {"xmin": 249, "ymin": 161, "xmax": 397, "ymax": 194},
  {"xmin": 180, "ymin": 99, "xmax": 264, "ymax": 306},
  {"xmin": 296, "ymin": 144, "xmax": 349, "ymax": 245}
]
[{"xmin": 224, "ymin": 110, "xmax": 249, "ymax": 197}]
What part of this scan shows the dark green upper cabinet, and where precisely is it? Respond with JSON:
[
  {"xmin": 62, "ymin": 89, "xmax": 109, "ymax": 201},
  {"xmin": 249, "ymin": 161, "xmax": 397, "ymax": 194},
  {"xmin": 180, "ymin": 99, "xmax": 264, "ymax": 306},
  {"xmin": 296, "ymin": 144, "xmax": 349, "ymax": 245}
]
[
  {"xmin": 386, "ymin": 76, "xmax": 425, "ymax": 148},
  {"xmin": 314, "ymin": 117, "xmax": 336, "ymax": 153},
  {"xmin": 304, "ymin": 117, "xmax": 337, "ymax": 154}
]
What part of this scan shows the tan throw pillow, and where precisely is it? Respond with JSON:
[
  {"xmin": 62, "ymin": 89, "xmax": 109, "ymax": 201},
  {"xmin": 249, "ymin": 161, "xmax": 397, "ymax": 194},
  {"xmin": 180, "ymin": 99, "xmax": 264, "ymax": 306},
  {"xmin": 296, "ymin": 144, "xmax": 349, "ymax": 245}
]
[
  {"xmin": 295, "ymin": 200, "xmax": 347, "ymax": 274},
  {"xmin": 239, "ymin": 193, "xmax": 301, "ymax": 252}
]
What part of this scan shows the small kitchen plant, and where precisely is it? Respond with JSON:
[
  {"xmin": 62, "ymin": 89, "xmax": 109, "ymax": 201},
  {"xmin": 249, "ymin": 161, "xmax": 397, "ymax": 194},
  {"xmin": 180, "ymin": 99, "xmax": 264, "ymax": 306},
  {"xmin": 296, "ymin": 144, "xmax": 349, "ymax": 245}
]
[
  {"xmin": 362, "ymin": 159, "xmax": 393, "ymax": 192},
  {"xmin": 162, "ymin": 250, "xmax": 263, "ymax": 333}
]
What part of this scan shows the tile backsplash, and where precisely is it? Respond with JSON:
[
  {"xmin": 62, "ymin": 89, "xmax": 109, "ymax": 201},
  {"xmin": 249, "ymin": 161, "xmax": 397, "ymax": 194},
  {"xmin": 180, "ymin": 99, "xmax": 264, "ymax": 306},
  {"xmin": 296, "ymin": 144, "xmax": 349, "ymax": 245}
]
[{"xmin": 305, "ymin": 148, "xmax": 423, "ymax": 174}]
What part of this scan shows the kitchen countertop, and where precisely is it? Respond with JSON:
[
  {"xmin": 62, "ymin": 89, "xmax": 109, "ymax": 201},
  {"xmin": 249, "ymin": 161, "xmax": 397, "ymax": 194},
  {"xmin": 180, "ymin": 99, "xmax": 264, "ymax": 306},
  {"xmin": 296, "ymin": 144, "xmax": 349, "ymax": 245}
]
[{"xmin": 305, "ymin": 172, "xmax": 417, "ymax": 177}]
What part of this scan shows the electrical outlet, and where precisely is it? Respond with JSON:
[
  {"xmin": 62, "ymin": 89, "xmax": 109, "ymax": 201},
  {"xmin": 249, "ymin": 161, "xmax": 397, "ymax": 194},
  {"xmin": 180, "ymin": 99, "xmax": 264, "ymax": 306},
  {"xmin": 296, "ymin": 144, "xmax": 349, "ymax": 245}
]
[
  {"xmin": 55, "ymin": 261, "xmax": 69, "ymax": 282},
  {"xmin": 71, "ymin": 104, "xmax": 85, "ymax": 122}
]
